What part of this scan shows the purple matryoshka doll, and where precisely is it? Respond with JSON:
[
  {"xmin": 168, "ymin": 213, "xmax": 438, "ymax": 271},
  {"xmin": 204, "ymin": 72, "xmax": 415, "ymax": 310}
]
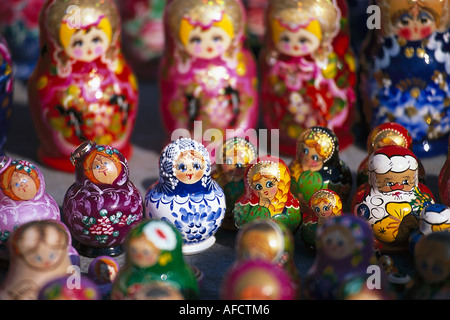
[
  {"xmin": 62, "ymin": 141, "xmax": 143, "ymax": 257},
  {"xmin": 28, "ymin": 0, "xmax": 139, "ymax": 172},
  {"xmin": 0, "ymin": 35, "xmax": 13, "ymax": 156},
  {"xmin": 304, "ymin": 215, "xmax": 377, "ymax": 300},
  {"xmin": 159, "ymin": 0, "xmax": 259, "ymax": 137},
  {"xmin": 145, "ymin": 138, "xmax": 226, "ymax": 254},
  {"xmin": 359, "ymin": 0, "xmax": 450, "ymax": 157},
  {"xmin": 0, "ymin": 157, "xmax": 60, "ymax": 256},
  {"xmin": 260, "ymin": 0, "xmax": 356, "ymax": 156}
]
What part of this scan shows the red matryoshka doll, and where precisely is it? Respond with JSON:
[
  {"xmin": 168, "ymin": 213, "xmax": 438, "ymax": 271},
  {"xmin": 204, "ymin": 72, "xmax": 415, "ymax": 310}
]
[
  {"xmin": 289, "ymin": 126, "xmax": 352, "ymax": 214},
  {"xmin": 28, "ymin": 0, "xmax": 139, "ymax": 172},
  {"xmin": 358, "ymin": 0, "xmax": 450, "ymax": 157},
  {"xmin": 357, "ymin": 122, "xmax": 426, "ymax": 187},
  {"xmin": 212, "ymin": 137, "xmax": 258, "ymax": 231},
  {"xmin": 352, "ymin": 145, "xmax": 435, "ymax": 253},
  {"xmin": 159, "ymin": 0, "xmax": 259, "ymax": 137},
  {"xmin": 0, "ymin": 220, "xmax": 74, "ymax": 300},
  {"xmin": 233, "ymin": 155, "xmax": 302, "ymax": 233},
  {"xmin": 439, "ymin": 135, "xmax": 450, "ymax": 206},
  {"xmin": 301, "ymin": 189, "xmax": 343, "ymax": 251},
  {"xmin": 62, "ymin": 141, "xmax": 143, "ymax": 257},
  {"xmin": 260, "ymin": 0, "xmax": 356, "ymax": 155}
]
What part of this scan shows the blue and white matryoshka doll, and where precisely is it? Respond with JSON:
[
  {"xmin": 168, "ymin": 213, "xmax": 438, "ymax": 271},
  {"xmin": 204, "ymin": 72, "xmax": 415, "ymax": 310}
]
[
  {"xmin": 359, "ymin": 0, "xmax": 450, "ymax": 157},
  {"xmin": 144, "ymin": 138, "xmax": 226, "ymax": 254}
]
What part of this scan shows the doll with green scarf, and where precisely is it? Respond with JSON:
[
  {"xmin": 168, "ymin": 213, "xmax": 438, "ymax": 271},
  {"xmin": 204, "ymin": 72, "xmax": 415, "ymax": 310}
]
[{"xmin": 111, "ymin": 219, "xmax": 199, "ymax": 299}]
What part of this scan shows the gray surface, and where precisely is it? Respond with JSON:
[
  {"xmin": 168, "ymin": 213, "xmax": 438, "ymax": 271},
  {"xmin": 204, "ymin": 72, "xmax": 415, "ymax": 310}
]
[{"xmin": 2, "ymin": 79, "xmax": 447, "ymax": 299}]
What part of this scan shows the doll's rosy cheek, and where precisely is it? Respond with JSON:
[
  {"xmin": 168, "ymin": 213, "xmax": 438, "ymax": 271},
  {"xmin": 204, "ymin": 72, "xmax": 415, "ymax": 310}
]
[
  {"xmin": 397, "ymin": 28, "xmax": 412, "ymax": 40},
  {"xmin": 73, "ymin": 48, "xmax": 83, "ymax": 58},
  {"xmin": 94, "ymin": 46, "xmax": 104, "ymax": 56},
  {"xmin": 194, "ymin": 44, "xmax": 202, "ymax": 54},
  {"xmin": 282, "ymin": 42, "xmax": 290, "ymax": 51}
]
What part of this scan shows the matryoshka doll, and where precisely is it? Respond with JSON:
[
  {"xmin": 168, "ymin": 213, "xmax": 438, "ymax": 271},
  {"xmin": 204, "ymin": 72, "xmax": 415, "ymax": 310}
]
[
  {"xmin": 220, "ymin": 259, "xmax": 297, "ymax": 300},
  {"xmin": 87, "ymin": 255, "xmax": 120, "ymax": 298},
  {"xmin": 233, "ymin": 155, "xmax": 302, "ymax": 232},
  {"xmin": 301, "ymin": 189, "xmax": 343, "ymax": 251},
  {"xmin": 304, "ymin": 215, "xmax": 377, "ymax": 300},
  {"xmin": 289, "ymin": 126, "xmax": 352, "ymax": 214},
  {"xmin": 0, "ymin": 157, "xmax": 60, "ymax": 255},
  {"xmin": 356, "ymin": 122, "xmax": 426, "ymax": 187},
  {"xmin": 438, "ymin": 135, "xmax": 450, "ymax": 206},
  {"xmin": 0, "ymin": 35, "xmax": 13, "ymax": 156},
  {"xmin": 352, "ymin": 145, "xmax": 435, "ymax": 254},
  {"xmin": 0, "ymin": 220, "xmax": 74, "ymax": 300},
  {"xmin": 260, "ymin": 0, "xmax": 356, "ymax": 155},
  {"xmin": 28, "ymin": 0, "xmax": 139, "ymax": 172},
  {"xmin": 359, "ymin": 0, "xmax": 450, "ymax": 157},
  {"xmin": 38, "ymin": 275, "xmax": 101, "ymax": 300},
  {"xmin": 145, "ymin": 138, "xmax": 226, "ymax": 254},
  {"xmin": 111, "ymin": 219, "xmax": 199, "ymax": 300},
  {"xmin": 235, "ymin": 220, "xmax": 300, "ymax": 292},
  {"xmin": 212, "ymin": 137, "xmax": 257, "ymax": 231},
  {"xmin": 62, "ymin": 141, "xmax": 143, "ymax": 257},
  {"xmin": 405, "ymin": 232, "xmax": 450, "ymax": 299},
  {"xmin": 159, "ymin": 0, "xmax": 259, "ymax": 137}
]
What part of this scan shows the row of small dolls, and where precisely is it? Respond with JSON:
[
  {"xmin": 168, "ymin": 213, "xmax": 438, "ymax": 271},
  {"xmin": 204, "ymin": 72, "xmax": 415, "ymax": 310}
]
[
  {"xmin": 1, "ymin": 212, "xmax": 448, "ymax": 300},
  {"xmin": 0, "ymin": 120, "xmax": 449, "ymax": 299}
]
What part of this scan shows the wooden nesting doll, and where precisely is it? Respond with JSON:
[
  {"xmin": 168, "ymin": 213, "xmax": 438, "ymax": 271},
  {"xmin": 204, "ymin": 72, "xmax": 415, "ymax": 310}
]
[
  {"xmin": 145, "ymin": 138, "xmax": 226, "ymax": 254},
  {"xmin": 28, "ymin": 0, "xmax": 139, "ymax": 172},
  {"xmin": 260, "ymin": 0, "xmax": 356, "ymax": 155},
  {"xmin": 439, "ymin": 135, "xmax": 450, "ymax": 206},
  {"xmin": 304, "ymin": 215, "xmax": 377, "ymax": 300},
  {"xmin": 117, "ymin": 0, "xmax": 166, "ymax": 80},
  {"xmin": 359, "ymin": 0, "xmax": 450, "ymax": 157},
  {"xmin": 301, "ymin": 189, "xmax": 343, "ymax": 251},
  {"xmin": 220, "ymin": 259, "xmax": 297, "ymax": 300},
  {"xmin": 87, "ymin": 255, "xmax": 120, "ymax": 298},
  {"xmin": 352, "ymin": 145, "xmax": 435, "ymax": 254},
  {"xmin": 0, "ymin": 220, "xmax": 74, "ymax": 300},
  {"xmin": 62, "ymin": 141, "xmax": 143, "ymax": 257},
  {"xmin": 0, "ymin": 157, "xmax": 60, "ymax": 253},
  {"xmin": 289, "ymin": 126, "xmax": 352, "ymax": 214},
  {"xmin": 38, "ymin": 275, "xmax": 101, "ymax": 300},
  {"xmin": 233, "ymin": 155, "xmax": 302, "ymax": 232},
  {"xmin": 111, "ymin": 219, "xmax": 199, "ymax": 300},
  {"xmin": 405, "ymin": 232, "xmax": 450, "ymax": 299},
  {"xmin": 212, "ymin": 137, "xmax": 257, "ymax": 231},
  {"xmin": 235, "ymin": 219, "xmax": 300, "ymax": 292},
  {"xmin": 159, "ymin": 0, "xmax": 259, "ymax": 137},
  {"xmin": 0, "ymin": 35, "xmax": 13, "ymax": 156},
  {"xmin": 357, "ymin": 122, "xmax": 426, "ymax": 187}
]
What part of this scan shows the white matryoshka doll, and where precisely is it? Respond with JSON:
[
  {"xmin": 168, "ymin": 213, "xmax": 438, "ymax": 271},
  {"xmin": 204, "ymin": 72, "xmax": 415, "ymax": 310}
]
[
  {"xmin": 144, "ymin": 138, "xmax": 226, "ymax": 254},
  {"xmin": 159, "ymin": 0, "xmax": 259, "ymax": 137},
  {"xmin": 359, "ymin": 0, "xmax": 450, "ymax": 157},
  {"xmin": 28, "ymin": 0, "xmax": 139, "ymax": 172}
]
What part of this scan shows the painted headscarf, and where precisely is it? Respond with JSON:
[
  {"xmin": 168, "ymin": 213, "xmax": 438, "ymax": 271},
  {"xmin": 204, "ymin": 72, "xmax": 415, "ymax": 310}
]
[
  {"xmin": 155, "ymin": 138, "xmax": 217, "ymax": 195},
  {"xmin": 236, "ymin": 155, "xmax": 299, "ymax": 216}
]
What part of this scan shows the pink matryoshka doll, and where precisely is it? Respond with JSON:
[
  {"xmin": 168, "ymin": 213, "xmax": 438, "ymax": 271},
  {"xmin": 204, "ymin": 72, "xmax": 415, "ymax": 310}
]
[
  {"xmin": 62, "ymin": 141, "xmax": 143, "ymax": 257},
  {"xmin": 28, "ymin": 0, "xmax": 139, "ymax": 172},
  {"xmin": 0, "ymin": 157, "xmax": 60, "ymax": 258},
  {"xmin": 260, "ymin": 0, "xmax": 356, "ymax": 156},
  {"xmin": 159, "ymin": 0, "xmax": 259, "ymax": 138}
]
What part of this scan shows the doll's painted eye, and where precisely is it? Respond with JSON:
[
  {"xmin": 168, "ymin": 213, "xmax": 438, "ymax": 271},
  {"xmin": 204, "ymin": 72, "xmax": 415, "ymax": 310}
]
[
  {"xmin": 225, "ymin": 158, "xmax": 233, "ymax": 165},
  {"xmin": 298, "ymin": 37, "xmax": 309, "ymax": 44},
  {"xmin": 398, "ymin": 14, "xmax": 412, "ymax": 27},
  {"xmin": 193, "ymin": 162, "xmax": 202, "ymax": 170},
  {"xmin": 92, "ymin": 36, "xmax": 102, "ymax": 44},
  {"xmin": 323, "ymin": 205, "xmax": 329, "ymax": 211},
  {"xmin": 254, "ymin": 183, "xmax": 263, "ymax": 191},
  {"xmin": 178, "ymin": 163, "xmax": 187, "ymax": 172},
  {"xmin": 314, "ymin": 206, "xmax": 320, "ymax": 213},
  {"xmin": 402, "ymin": 180, "xmax": 409, "ymax": 185},
  {"xmin": 303, "ymin": 148, "xmax": 309, "ymax": 155},
  {"xmin": 95, "ymin": 164, "xmax": 101, "ymax": 170},
  {"xmin": 235, "ymin": 163, "xmax": 243, "ymax": 169},
  {"xmin": 15, "ymin": 182, "xmax": 20, "ymax": 187},
  {"xmin": 73, "ymin": 39, "xmax": 83, "ymax": 47},
  {"xmin": 387, "ymin": 182, "xmax": 395, "ymax": 187},
  {"xmin": 212, "ymin": 35, "xmax": 223, "ymax": 42},
  {"xmin": 266, "ymin": 181, "xmax": 274, "ymax": 188},
  {"xmin": 189, "ymin": 36, "xmax": 202, "ymax": 44},
  {"xmin": 418, "ymin": 12, "xmax": 433, "ymax": 25},
  {"xmin": 35, "ymin": 255, "xmax": 42, "ymax": 262},
  {"xmin": 311, "ymin": 155, "xmax": 319, "ymax": 161},
  {"xmin": 280, "ymin": 35, "xmax": 290, "ymax": 43}
]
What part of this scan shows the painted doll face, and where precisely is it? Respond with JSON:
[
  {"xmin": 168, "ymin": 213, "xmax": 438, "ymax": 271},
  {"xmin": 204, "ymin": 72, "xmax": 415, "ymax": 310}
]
[
  {"xmin": 375, "ymin": 169, "xmax": 416, "ymax": 193},
  {"xmin": 20, "ymin": 226, "xmax": 66, "ymax": 270},
  {"xmin": 251, "ymin": 176, "xmax": 278, "ymax": 202},
  {"xmin": 275, "ymin": 28, "xmax": 320, "ymax": 57},
  {"xmin": 312, "ymin": 200, "xmax": 334, "ymax": 220},
  {"xmin": 222, "ymin": 147, "xmax": 254, "ymax": 178},
  {"xmin": 173, "ymin": 150, "xmax": 205, "ymax": 184},
  {"xmin": 91, "ymin": 154, "xmax": 119, "ymax": 185},
  {"xmin": 65, "ymin": 27, "xmax": 110, "ymax": 62},
  {"xmin": 416, "ymin": 241, "xmax": 449, "ymax": 284},
  {"xmin": 321, "ymin": 227, "xmax": 354, "ymax": 260},
  {"xmin": 185, "ymin": 25, "xmax": 232, "ymax": 59},
  {"xmin": 98, "ymin": 260, "xmax": 118, "ymax": 282},
  {"xmin": 393, "ymin": 6, "xmax": 437, "ymax": 41},
  {"xmin": 299, "ymin": 142, "xmax": 324, "ymax": 171},
  {"xmin": 128, "ymin": 236, "xmax": 160, "ymax": 268},
  {"xmin": 11, "ymin": 171, "xmax": 38, "ymax": 201}
]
